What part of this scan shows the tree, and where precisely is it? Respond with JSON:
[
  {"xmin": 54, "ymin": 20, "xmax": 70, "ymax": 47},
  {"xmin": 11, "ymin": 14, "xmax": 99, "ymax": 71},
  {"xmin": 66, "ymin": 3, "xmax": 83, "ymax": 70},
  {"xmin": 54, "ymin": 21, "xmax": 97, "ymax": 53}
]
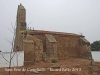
[{"xmin": 91, "ymin": 40, "xmax": 100, "ymax": 51}]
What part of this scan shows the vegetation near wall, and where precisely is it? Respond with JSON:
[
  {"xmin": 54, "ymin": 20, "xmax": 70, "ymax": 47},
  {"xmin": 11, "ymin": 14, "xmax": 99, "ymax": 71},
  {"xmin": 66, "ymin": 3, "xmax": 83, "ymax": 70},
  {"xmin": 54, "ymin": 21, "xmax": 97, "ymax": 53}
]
[{"xmin": 91, "ymin": 40, "xmax": 100, "ymax": 51}]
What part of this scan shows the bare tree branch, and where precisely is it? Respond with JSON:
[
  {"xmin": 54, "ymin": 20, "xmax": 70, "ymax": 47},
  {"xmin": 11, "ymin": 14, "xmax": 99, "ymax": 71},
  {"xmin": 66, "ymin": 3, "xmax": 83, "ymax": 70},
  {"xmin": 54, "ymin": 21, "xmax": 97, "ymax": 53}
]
[
  {"xmin": 5, "ymin": 38, "xmax": 12, "ymax": 44},
  {"xmin": 27, "ymin": 20, "xmax": 33, "ymax": 26},
  {"xmin": 8, "ymin": 23, "xmax": 16, "ymax": 75},
  {"xmin": 8, "ymin": 28, "xmax": 14, "ymax": 34},
  {"xmin": 1, "ymin": 54, "xmax": 10, "ymax": 63}
]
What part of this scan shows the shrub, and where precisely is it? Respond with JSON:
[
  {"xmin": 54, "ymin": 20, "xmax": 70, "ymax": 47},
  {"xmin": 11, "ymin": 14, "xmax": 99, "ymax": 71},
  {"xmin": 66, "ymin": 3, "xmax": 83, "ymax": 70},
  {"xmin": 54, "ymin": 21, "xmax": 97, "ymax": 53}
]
[{"xmin": 52, "ymin": 59, "xmax": 57, "ymax": 63}]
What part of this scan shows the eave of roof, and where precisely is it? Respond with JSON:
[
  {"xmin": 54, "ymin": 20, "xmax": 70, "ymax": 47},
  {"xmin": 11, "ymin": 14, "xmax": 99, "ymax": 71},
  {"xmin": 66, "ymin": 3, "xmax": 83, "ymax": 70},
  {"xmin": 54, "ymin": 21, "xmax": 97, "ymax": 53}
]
[
  {"xmin": 21, "ymin": 29, "xmax": 83, "ymax": 37},
  {"xmin": 29, "ymin": 30, "xmax": 82, "ymax": 36}
]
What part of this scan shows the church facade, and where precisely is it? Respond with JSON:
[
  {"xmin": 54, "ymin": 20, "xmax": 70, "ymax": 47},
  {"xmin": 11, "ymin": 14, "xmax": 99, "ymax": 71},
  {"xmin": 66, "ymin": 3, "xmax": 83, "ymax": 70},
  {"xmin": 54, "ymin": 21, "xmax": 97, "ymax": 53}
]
[{"xmin": 14, "ymin": 4, "xmax": 92, "ymax": 65}]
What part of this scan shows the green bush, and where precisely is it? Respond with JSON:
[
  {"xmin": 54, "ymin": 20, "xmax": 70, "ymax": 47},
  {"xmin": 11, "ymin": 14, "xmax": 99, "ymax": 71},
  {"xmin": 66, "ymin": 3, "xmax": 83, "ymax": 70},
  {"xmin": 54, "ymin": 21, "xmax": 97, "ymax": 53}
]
[{"xmin": 52, "ymin": 59, "xmax": 57, "ymax": 63}]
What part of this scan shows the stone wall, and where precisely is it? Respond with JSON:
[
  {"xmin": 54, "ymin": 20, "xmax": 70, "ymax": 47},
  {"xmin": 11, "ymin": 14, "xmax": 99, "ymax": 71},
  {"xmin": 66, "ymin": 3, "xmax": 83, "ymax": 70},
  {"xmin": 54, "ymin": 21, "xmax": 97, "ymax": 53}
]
[
  {"xmin": 23, "ymin": 34, "xmax": 43, "ymax": 65},
  {"xmin": 45, "ymin": 34, "xmax": 58, "ymax": 61},
  {"xmin": 14, "ymin": 4, "xmax": 26, "ymax": 52},
  {"xmin": 55, "ymin": 35, "xmax": 80, "ymax": 59},
  {"xmin": 79, "ymin": 37, "xmax": 92, "ymax": 59},
  {"xmin": 14, "ymin": 4, "xmax": 92, "ymax": 65},
  {"xmin": 31, "ymin": 31, "xmax": 88, "ymax": 60},
  {"xmin": 31, "ymin": 31, "xmax": 92, "ymax": 60}
]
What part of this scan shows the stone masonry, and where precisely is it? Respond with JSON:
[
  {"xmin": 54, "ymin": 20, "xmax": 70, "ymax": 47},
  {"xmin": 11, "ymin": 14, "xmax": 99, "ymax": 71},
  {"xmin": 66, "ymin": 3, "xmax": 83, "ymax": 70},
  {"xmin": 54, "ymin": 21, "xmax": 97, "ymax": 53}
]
[{"xmin": 14, "ymin": 4, "xmax": 92, "ymax": 65}]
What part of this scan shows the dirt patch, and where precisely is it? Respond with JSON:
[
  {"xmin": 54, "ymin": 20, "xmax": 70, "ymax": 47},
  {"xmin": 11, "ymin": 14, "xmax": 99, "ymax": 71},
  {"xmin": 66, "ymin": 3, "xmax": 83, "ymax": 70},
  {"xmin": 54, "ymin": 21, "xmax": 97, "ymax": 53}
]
[{"xmin": 0, "ymin": 58, "xmax": 100, "ymax": 75}]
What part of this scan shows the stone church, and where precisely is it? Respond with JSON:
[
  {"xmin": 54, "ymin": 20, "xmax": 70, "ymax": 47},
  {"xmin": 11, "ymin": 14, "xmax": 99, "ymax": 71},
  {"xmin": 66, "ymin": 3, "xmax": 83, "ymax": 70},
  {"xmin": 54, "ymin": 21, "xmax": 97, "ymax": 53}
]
[{"xmin": 14, "ymin": 4, "xmax": 92, "ymax": 64}]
